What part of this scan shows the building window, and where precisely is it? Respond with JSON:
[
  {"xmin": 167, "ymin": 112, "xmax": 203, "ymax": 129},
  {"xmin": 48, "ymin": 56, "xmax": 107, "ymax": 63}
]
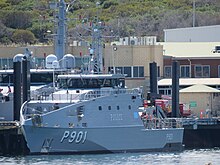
[
  {"xmin": 133, "ymin": 66, "xmax": 144, "ymax": 78},
  {"xmin": 117, "ymin": 106, "xmax": 120, "ymax": 110},
  {"xmin": 159, "ymin": 89, "xmax": 171, "ymax": 96},
  {"xmin": 33, "ymin": 58, "xmax": 45, "ymax": 68},
  {"xmin": 0, "ymin": 58, "xmax": 13, "ymax": 69},
  {"xmin": 75, "ymin": 56, "xmax": 90, "ymax": 69},
  {"xmin": 139, "ymin": 66, "xmax": 144, "ymax": 77},
  {"xmin": 180, "ymin": 65, "xmax": 190, "ymax": 78},
  {"xmin": 133, "ymin": 66, "xmax": 138, "ymax": 78},
  {"xmin": 164, "ymin": 66, "xmax": 172, "ymax": 78},
  {"xmin": 168, "ymin": 89, "xmax": 171, "ymax": 95},
  {"xmin": 194, "ymin": 65, "xmax": 210, "ymax": 78},
  {"xmin": 115, "ymin": 67, "xmax": 123, "ymax": 74},
  {"xmin": 159, "ymin": 90, "xmax": 164, "ymax": 95},
  {"xmin": 108, "ymin": 67, "xmax": 113, "ymax": 73},
  {"xmin": 128, "ymin": 105, "xmax": 131, "ymax": 110},
  {"xmin": 203, "ymin": 66, "xmax": 210, "ymax": 77},
  {"xmin": 108, "ymin": 66, "xmax": 144, "ymax": 78},
  {"xmin": 108, "ymin": 106, "xmax": 111, "ymax": 110},
  {"xmin": 124, "ymin": 67, "xmax": 131, "ymax": 77}
]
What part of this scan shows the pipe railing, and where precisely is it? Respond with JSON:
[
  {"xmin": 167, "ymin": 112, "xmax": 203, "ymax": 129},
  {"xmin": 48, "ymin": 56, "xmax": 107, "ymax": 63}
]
[
  {"xmin": 142, "ymin": 118, "xmax": 183, "ymax": 129},
  {"xmin": 31, "ymin": 87, "xmax": 141, "ymax": 102}
]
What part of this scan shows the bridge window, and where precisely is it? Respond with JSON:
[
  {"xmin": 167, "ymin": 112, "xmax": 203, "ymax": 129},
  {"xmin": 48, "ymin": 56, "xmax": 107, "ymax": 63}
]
[{"xmin": 60, "ymin": 77, "xmax": 125, "ymax": 89}]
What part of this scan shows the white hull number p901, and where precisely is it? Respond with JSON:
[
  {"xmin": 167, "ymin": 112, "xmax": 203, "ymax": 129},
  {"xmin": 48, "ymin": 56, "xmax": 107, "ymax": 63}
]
[{"xmin": 60, "ymin": 131, "xmax": 87, "ymax": 143}]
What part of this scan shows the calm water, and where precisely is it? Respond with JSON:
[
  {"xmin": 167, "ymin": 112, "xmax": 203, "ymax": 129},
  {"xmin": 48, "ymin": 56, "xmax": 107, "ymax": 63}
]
[{"xmin": 0, "ymin": 149, "xmax": 219, "ymax": 165}]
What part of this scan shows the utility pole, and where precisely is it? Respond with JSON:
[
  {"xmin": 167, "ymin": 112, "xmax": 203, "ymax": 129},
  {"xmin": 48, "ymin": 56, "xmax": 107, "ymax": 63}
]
[{"xmin": 193, "ymin": 0, "xmax": 196, "ymax": 27}]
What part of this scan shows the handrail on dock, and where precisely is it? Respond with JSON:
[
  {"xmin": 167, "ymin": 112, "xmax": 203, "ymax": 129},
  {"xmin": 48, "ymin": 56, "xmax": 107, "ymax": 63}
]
[{"xmin": 182, "ymin": 118, "xmax": 219, "ymax": 126}]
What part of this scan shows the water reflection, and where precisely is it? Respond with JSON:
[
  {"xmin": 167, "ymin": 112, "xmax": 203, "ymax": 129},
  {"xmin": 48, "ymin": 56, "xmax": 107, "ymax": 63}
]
[{"xmin": 0, "ymin": 149, "xmax": 219, "ymax": 165}]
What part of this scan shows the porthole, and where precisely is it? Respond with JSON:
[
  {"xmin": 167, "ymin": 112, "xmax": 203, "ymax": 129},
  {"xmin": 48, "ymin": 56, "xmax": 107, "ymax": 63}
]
[{"xmin": 98, "ymin": 106, "xmax": 102, "ymax": 111}]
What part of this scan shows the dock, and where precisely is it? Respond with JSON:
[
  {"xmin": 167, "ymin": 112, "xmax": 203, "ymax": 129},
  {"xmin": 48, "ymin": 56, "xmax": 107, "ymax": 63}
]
[
  {"xmin": 0, "ymin": 121, "xmax": 29, "ymax": 155},
  {"xmin": 183, "ymin": 118, "xmax": 220, "ymax": 149}
]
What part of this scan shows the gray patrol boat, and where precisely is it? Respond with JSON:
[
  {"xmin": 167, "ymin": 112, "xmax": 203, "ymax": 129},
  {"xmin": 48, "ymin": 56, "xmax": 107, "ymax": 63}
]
[
  {"xmin": 20, "ymin": 73, "xmax": 184, "ymax": 154},
  {"xmin": 20, "ymin": 0, "xmax": 183, "ymax": 154}
]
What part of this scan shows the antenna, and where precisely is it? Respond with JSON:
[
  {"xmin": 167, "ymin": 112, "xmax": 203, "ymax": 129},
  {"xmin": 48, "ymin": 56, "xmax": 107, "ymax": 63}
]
[
  {"xmin": 48, "ymin": 0, "xmax": 76, "ymax": 68},
  {"xmin": 90, "ymin": 18, "xmax": 104, "ymax": 74},
  {"xmin": 89, "ymin": 2, "xmax": 104, "ymax": 74},
  {"xmin": 75, "ymin": 1, "xmax": 115, "ymax": 74}
]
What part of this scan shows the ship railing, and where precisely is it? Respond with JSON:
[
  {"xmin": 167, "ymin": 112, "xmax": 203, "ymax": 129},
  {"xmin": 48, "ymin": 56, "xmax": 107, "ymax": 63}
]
[
  {"xmin": 22, "ymin": 107, "xmax": 43, "ymax": 126},
  {"xmin": 31, "ymin": 83, "xmax": 55, "ymax": 100},
  {"xmin": 21, "ymin": 87, "xmax": 142, "ymax": 119},
  {"xmin": 30, "ymin": 87, "xmax": 141, "ymax": 102},
  {"xmin": 20, "ymin": 100, "xmax": 35, "ymax": 121},
  {"xmin": 83, "ymin": 88, "xmax": 141, "ymax": 100},
  {"xmin": 143, "ymin": 118, "xmax": 183, "ymax": 129},
  {"xmin": 21, "ymin": 101, "xmax": 45, "ymax": 120}
]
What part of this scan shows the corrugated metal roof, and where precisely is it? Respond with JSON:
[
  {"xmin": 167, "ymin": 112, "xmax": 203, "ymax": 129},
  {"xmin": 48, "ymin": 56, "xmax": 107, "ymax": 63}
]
[
  {"xmin": 159, "ymin": 42, "xmax": 220, "ymax": 58},
  {"xmin": 180, "ymin": 84, "xmax": 220, "ymax": 93},
  {"xmin": 158, "ymin": 78, "xmax": 220, "ymax": 86}
]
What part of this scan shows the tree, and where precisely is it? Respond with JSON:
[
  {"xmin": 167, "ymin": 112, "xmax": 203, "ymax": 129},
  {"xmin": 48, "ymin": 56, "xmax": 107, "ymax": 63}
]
[
  {"xmin": 6, "ymin": 0, "xmax": 22, "ymax": 5},
  {"xmin": 0, "ymin": 21, "xmax": 13, "ymax": 44},
  {"xmin": 0, "ymin": 0, "xmax": 9, "ymax": 8},
  {"xmin": 3, "ymin": 11, "xmax": 33, "ymax": 29},
  {"xmin": 11, "ymin": 29, "xmax": 36, "ymax": 44}
]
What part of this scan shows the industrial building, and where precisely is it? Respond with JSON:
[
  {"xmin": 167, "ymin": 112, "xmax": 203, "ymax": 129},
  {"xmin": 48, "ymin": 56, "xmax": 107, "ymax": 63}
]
[
  {"xmin": 160, "ymin": 25, "xmax": 220, "ymax": 116},
  {"xmin": 164, "ymin": 25, "xmax": 220, "ymax": 42},
  {"xmin": 161, "ymin": 42, "xmax": 220, "ymax": 79}
]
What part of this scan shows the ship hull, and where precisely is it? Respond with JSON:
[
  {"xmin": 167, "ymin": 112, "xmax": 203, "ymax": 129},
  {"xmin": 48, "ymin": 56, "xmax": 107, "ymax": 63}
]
[{"xmin": 22, "ymin": 125, "xmax": 184, "ymax": 154}]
